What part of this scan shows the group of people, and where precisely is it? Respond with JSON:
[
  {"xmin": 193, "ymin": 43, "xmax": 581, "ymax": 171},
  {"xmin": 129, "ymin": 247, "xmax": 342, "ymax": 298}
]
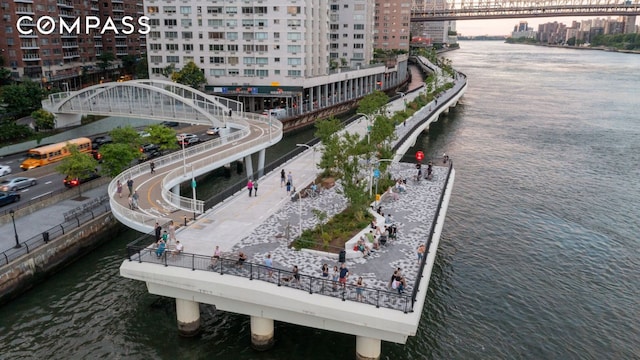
[
  {"xmin": 281, "ymin": 169, "xmax": 294, "ymax": 195},
  {"xmin": 246, "ymin": 179, "xmax": 259, "ymax": 197},
  {"xmin": 116, "ymin": 178, "xmax": 140, "ymax": 210},
  {"xmin": 153, "ymin": 220, "xmax": 182, "ymax": 258}
]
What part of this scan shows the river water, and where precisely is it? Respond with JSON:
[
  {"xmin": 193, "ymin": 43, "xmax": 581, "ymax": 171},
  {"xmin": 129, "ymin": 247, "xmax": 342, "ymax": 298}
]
[{"xmin": 1, "ymin": 41, "xmax": 639, "ymax": 359}]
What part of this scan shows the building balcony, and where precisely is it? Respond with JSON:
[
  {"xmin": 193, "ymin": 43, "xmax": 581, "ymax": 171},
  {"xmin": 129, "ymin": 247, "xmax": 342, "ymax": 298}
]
[
  {"xmin": 15, "ymin": 7, "xmax": 35, "ymax": 14},
  {"xmin": 22, "ymin": 55, "xmax": 41, "ymax": 61},
  {"xmin": 56, "ymin": 0, "xmax": 73, "ymax": 8},
  {"xmin": 14, "ymin": 0, "xmax": 34, "ymax": 3},
  {"xmin": 20, "ymin": 42, "xmax": 39, "ymax": 49}
]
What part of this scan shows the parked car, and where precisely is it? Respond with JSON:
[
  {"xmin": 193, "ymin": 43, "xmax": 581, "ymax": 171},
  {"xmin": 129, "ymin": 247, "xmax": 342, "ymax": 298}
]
[
  {"xmin": 138, "ymin": 131, "xmax": 151, "ymax": 138},
  {"xmin": 176, "ymin": 133, "xmax": 199, "ymax": 147},
  {"xmin": 0, "ymin": 165, "xmax": 11, "ymax": 176},
  {"xmin": 92, "ymin": 135, "xmax": 112, "ymax": 149},
  {"xmin": 140, "ymin": 143, "xmax": 160, "ymax": 153},
  {"xmin": 0, "ymin": 191, "xmax": 20, "ymax": 207},
  {"xmin": 0, "ymin": 177, "xmax": 37, "ymax": 191},
  {"xmin": 91, "ymin": 150, "xmax": 103, "ymax": 162},
  {"xmin": 63, "ymin": 171, "xmax": 101, "ymax": 188},
  {"xmin": 162, "ymin": 121, "xmax": 179, "ymax": 127},
  {"xmin": 206, "ymin": 127, "xmax": 220, "ymax": 136}
]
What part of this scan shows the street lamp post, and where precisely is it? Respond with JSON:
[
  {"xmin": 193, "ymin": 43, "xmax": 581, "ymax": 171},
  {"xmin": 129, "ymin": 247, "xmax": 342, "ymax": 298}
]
[
  {"xmin": 356, "ymin": 113, "xmax": 372, "ymax": 145},
  {"xmin": 188, "ymin": 164, "xmax": 197, "ymax": 221},
  {"xmin": 369, "ymin": 158, "xmax": 395, "ymax": 201},
  {"xmin": 295, "ymin": 143, "xmax": 316, "ymax": 170},
  {"xmin": 397, "ymin": 92, "xmax": 406, "ymax": 111},
  {"xmin": 9, "ymin": 209, "xmax": 20, "ymax": 249},
  {"xmin": 179, "ymin": 135, "xmax": 187, "ymax": 176}
]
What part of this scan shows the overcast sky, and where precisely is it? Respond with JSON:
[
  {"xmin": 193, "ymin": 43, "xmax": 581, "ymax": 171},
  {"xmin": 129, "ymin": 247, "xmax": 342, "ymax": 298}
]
[{"xmin": 455, "ymin": 16, "xmax": 633, "ymax": 36}]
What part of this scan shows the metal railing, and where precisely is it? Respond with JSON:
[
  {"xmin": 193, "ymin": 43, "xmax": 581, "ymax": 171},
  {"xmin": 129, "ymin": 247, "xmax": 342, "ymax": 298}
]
[
  {"xmin": 0, "ymin": 195, "xmax": 111, "ymax": 266},
  {"xmin": 125, "ymin": 242, "xmax": 414, "ymax": 313}
]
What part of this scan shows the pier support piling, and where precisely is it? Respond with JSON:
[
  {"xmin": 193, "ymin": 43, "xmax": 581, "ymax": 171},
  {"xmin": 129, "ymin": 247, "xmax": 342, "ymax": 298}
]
[
  {"xmin": 250, "ymin": 316, "xmax": 275, "ymax": 351},
  {"xmin": 356, "ymin": 336, "xmax": 381, "ymax": 360},
  {"xmin": 257, "ymin": 149, "xmax": 266, "ymax": 178},
  {"xmin": 244, "ymin": 155, "xmax": 254, "ymax": 179},
  {"xmin": 176, "ymin": 298, "xmax": 200, "ymax": 337}
]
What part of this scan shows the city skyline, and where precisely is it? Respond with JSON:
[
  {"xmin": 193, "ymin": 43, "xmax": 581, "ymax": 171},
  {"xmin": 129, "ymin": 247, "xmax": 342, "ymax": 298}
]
[{"xmin": 455, "ymin": 16, "xmax": 636, "ymax": 36}]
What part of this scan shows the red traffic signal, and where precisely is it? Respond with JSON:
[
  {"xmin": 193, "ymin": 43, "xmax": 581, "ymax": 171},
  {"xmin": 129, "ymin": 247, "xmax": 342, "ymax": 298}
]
[{"xmin": 415, "ymin": 151, "xmax": 424, "ymax": 162}]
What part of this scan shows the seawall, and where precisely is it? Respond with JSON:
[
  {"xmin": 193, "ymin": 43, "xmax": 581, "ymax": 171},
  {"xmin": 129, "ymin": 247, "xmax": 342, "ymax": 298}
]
[{"xmin": 0, "ymin": 212, "xmax": 123, "ymax": 306}]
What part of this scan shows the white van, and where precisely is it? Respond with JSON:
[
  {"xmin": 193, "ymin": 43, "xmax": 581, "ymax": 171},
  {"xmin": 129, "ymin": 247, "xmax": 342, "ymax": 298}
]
[{"xmin": 262, "ymin": 108, "xmax": 288, "ymax": 120}]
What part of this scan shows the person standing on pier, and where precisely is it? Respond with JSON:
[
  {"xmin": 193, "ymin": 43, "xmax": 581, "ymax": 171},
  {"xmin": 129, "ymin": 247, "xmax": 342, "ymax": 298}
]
[
  {"xmin": 287, "ymin": 171, "xmax": 293, "ymax": 187},
  {"xmin": 116, "ymin": 180, "xmax": 123, "ymax": 198},
  {"xmin": 168, "ymin": 221, "xmax": 176, "ymax": 244},
  {"xmin": 280, "ymin": 169, "xmax": 286, "ymax": 188},
  {"xmin": 155, "ymin": 222, "xmax": 162, "ymax": 241},
  {"xmin": 339, "ymin": 263, "xmax": 349, "ymax": 290},
  {"xmin": 253, "ymin": 180, "xmax": 258, "ymax": 196}
]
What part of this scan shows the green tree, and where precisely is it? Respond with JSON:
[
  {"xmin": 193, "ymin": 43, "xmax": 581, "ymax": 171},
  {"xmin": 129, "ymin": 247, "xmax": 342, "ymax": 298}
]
[
  {"xmin": 31, "ymin": 109, "xmax": 55, "ymax": 131},
  {"xmin": 56, "ymin": 143, "xmax": 99, "ymax": 197},
  {"xmin": 171, "ymin": 61, "xmax": 207, "ymax": 89},
  {"xmin": 357, "ymin": 91, "xmax": 389, "ymax": 118},
  {"xmin": 136, "ymin": 55, "xmax": 149, "ymax": 79},
  {"xmin": 110, "ymin": 125, "xmax": 143, "ymax": 149},
  {"xmin": 0, "ymin": 67, "xmax": 12, "ymax": 86},
  {"xmin": 162, "ymin": 63, "xmax": 175, "ymax": 78},
  {"xmin": 0, "ymin": 80, "xmax": 44, "ymax": 116},
  {"xmin": 315, "ymin": 117, "xmax": 343, "ymax": 177},
  {"xmin": 146, "ymin": 124, "xmax": 179, "ymax": 152},
  {"xmin": 120, "ymin": 54, "xmax": 137, "ymax": 76},
  {"xmin": 97, "ymin": 52, "xmax": 115, "ymax": 72},
  {"xmin": 98, "ymin": 143, "xmax": 139, "ymax": 177}
]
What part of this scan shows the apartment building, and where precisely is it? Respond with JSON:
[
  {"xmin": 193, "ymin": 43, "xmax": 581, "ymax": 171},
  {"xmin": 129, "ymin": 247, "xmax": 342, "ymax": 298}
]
[
  {"xmin": 373, "ymin": 0, "xmax": 411, "ymax": 51},
  {"xmin": 145, "ymin": 0, "xmax": 408, "ymax": 114},
  {"xmin": 0, "ymin": 0, "xmax": 146, "ymax": 88}
]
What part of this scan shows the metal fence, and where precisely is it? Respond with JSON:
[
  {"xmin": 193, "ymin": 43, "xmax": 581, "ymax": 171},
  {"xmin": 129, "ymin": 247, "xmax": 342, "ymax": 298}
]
[
  {"xmin": 125, "ymin": 244, "xmax": 414, "ymax": 313},
  {"xmin": 0, "ymin": 194, "xmax": 111, "ymax": 266}
]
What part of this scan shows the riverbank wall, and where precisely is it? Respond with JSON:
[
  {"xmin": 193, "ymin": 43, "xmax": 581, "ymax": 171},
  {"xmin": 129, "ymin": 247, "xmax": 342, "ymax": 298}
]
[{"xmin": 0, "ymin": 212, "xmax": 123, "ymax": 306}]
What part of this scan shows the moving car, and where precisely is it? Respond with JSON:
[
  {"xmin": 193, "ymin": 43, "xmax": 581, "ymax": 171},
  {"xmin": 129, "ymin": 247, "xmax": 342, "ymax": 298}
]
[
  {"xmin": 138, "ymin": 144, "xmax": 162, "ymax": 163},
  {"xmin": 0, "ymin": 191, "xmax": 20, "ymax": 207},
  {"xmin": 63, "ymin": 171, "xmax": 101, "ymax": 188},
  {"xmin": 162, "ymin": 121, "xmax": 179, "ymax": 127},
  {"xmin": 0, "ymin": 165, "xmax": 11, "ymax": 176},
  {"xmin": 176, "ymin": 133, "xmax": 199, "ymax": 147},
  {"xmin": 206, "ymin": 127, "xmax": 220, "ymax": 136},
  {"xmin": 0, "ymin": 177, "xmax": 37, "ymax": 191}
]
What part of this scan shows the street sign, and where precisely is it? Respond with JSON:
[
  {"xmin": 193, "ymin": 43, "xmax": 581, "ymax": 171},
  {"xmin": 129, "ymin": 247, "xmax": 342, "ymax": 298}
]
[
  {"xmin": 191, "ymin": 179, "xmax": 196, "ymax": 188},
  {"xmin": 415, "ymin": 151, "xmax": 424, "ymax": 162},
  {"xmin": 373, "ymin": 169, "xmax": 380, "ymax": 179}
]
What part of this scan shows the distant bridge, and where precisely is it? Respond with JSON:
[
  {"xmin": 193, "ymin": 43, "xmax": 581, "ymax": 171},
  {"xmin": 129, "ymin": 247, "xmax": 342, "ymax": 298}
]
[{"xmin": 412, "ymin": 0, "xmax": 640, "ymax": 21}]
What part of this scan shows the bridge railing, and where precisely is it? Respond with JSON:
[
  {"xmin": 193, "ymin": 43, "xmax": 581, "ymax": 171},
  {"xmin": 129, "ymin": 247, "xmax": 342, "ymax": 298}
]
[
  {"xmin": 162, "ymin": 112, "xmax": 283, "ymax": 213},
  {"xmin": 125, "ymin": 243, "xmax": 414, "ymax": 313}
]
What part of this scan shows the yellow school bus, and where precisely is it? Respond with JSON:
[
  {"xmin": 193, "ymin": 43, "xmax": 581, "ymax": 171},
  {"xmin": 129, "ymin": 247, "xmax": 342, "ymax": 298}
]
[
  {"xmin": 117, "ymin": 75, "xmax": 133, "ymax": 82},
  {"xmin": 20, "ymin": 137, "xmax": 93, "ymax": 171}
]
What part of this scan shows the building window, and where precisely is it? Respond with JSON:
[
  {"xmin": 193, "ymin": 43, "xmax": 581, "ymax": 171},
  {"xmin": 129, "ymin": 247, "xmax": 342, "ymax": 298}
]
[
  {"xmin": 180, "ymin": 6, "xmax": 191, "ymax": 14},
  {"xmin": 183, "ymin": 44, "xmax": 193, "ymax": 51},
  {"xmin": 287, "ymin": 58, "xmax": 301, "ymax": 66},
  {"xmin": 166, "ymin": 44, "xmax": 179, "ymax": 51},
  {"xmin": 354, "ymin": 24, "xmax": 364, "ymax": 30},
  {"xmin": 256, "ymin": 57, "xmax": 268, "ymax": 65},
  {"xmin": 210, "ymin": 69, "xmax": 225, "ymax": 76},
  {"xmin": 287, "ymin": 6, "xmax": 300, "ymax": 14},
  {"xmin": 225, "ymin": 19, "xmax": 237, "ymax": 27},
  {"xmin": 208, "ymin": 32, "xmax": 225, "ymax": 39},
  {"xmin": 149, "ymin": 43, "xmax": 161, "ymax": 50},
  {"xmin": 182, "ymin": 32, "xmax": 192, "ymax": 39},
  {"xmin": 164, "ymin": 19, "xmax": 176, "ymax": 26},
  {"xmin": 210, "ymin": 44, "xmax": 224, "ymax": 51},
  {"xmin": 181, "ymin": 19, "xmax": 192, "ymax": 27},
  {"xmin": 210, "ymin": 56, "xmax": 225, "ymax": 64},
  {"xmin": 227, "ymin": 44, "xmax": 238, "ymax": 51},
  {"xmin": 227, "ymin": 32, "xmax": 238, "ymax": 40},
  {"xmin": 228, "ymin": 57, "xmax": 239, "ymax": 65},
  {"xmin": 165, "ymin": 31, "xmax": 178, "ymax": 39},
  {"xmin": 163, "ymin": 6, "xmax": 176, "ymax": 14},
  {"xmin": 166, "ymin": 55, "xmax": 179, "ymax": 63},
  {"xmin": 243, "ymin": 57, "xmax": 255, "ymax": 65},
  {"xmin": 228, "ymin": 69, "xmax": 239, "ymax": 76},
  {"xmin": 256, "ymin": 69, "xmax": 268, "ymax": 77},
  {"xmin": 208, "ymin": 19, "xmax": 223, "ymax": 27},
  {"xmin": 225, "ymin": 7, "xmax": 237, "ymax": 14},
  {"xmin": 287, "ymin": 45, "xmax": 301, "ymax": 53},
  {"xmin": 287, "ymin": 32, "xmax": 301, "ymax": 40},
  {"xmin": 147, "ymin": 6, "xmax": 159, "ymax": 13},
  {"xmin": 244, "ymin": 69, "xmax": 255, "ymax": 76},
  {"xmin": 207, "ymin": 6, "xmax": 223, "ymax": 14},
  {"xmin": 288, "ymin": 70, "xmax": 301, "ymax": 77}
]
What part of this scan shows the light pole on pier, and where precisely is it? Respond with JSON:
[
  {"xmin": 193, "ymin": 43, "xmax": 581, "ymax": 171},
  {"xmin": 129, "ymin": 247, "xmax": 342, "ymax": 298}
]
[
  {"xmin": 9, "ymin": 209, "xmax": 20, "ymax": 248},
  {"xmin": 356, "ymin": 113, "xmax": 372, "ymax": 145}
]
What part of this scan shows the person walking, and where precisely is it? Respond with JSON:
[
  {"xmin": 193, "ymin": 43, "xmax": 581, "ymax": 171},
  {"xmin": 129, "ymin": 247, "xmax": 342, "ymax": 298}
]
[
  {"xmin": 150, "ymin": 161, "xmax": 155, "ymax": 174},
  {"xmin": 132, "ymin": 190, "xmax": 139, "ymax": 209},
  {"xmin": 126, "ymin": 178, "xmax": 134, "ymax": 196},
  {"xmin": 286, "ymin": 180, "xmax": 292, "ymax": 195},
  {"xmin": 247, "ymin": 179, "xmax": 254, "ymax": 196},
  {"xmin": 253, "ymin": 180, "xmax": 258, "ymax": 196},
  {"xmin": 116, "ymin": 180, "xmax": 122, "ymax": 198},
  {"xmin": 280, "ymin": 169, "xmax": 286, "ymax": 188},
  {"xmin": 417, "ymin": 244, "xmax": 426, "ymax": 264}
]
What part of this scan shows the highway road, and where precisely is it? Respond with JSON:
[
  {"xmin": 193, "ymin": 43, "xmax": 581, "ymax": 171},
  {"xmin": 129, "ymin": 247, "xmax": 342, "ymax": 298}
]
[{"xmin": 0, "ymin": 123, "xmax": 217, "ymax": 213}]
